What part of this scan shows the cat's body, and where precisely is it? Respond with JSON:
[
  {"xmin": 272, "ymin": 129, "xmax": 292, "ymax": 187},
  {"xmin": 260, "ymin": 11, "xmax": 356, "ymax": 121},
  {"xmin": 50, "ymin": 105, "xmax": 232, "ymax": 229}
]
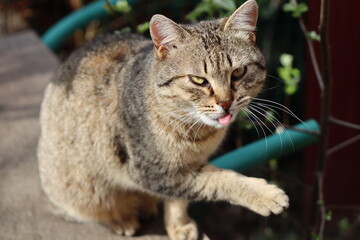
[{"xmin": 38, "ymin": 1, "xmax": 289, "ymax": 239}]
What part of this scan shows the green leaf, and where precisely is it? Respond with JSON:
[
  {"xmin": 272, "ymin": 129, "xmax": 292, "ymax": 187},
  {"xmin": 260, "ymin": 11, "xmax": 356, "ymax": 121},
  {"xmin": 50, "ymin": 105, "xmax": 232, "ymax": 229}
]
[
  {"xmin": 338, "ymin": 218, "xmax": 351, "ymax": 232},
  {"xmin": 283, "ymin": 2, "xmax": 297, "ymax": 12},
  {"xmin": 283, "ymin": 0, "xmax": 308, "ymax": 18},
  {"xmin": 325, "ymin": 211, "xmax": 332, "ymax": 221},
  {"xmin": 213, "ymin": 0, "xmax": 236, "ymax": 12},
  {"xmin": 317, "ymin": 199, "xmax": 325, "ymax": 206},
  {"xmin": 269, "ymin": 159, "xmax": 278, "ymax": 170},
  {"xmin": 104, "ymin": 0, "xmax": 131, "ymax": 14},
  {"xmin": 186, "ymin": 0, "xmax": 237, "ymax": 21},
  {"xmin": 307, "ymin": 31, "xmax": 321, "ymax": 41},
  {"xmin": 115, "ymin": 27, "xmax": 131, "ymax": 33},
  {"xmin": 277, "ymin": 53, "xmax": 301, "ymax": 95},
  {"xmin": 136, "ymin": 22, "xmax": 149, "ymax": 33},
  {"xmin": 186, "ymin": 2, "xmax": 214, "ymax": 21},
  {"xmin": 280, "ymin": 53, "xmax": 293, "ymax": 67},
  {"xmin": 285, "ymin": 84, "xmax": 297, "ymax": 95},
  {"xmin": 115, "ymin": 0, "xmax": 132, "ymax": 14},
  {"xmin": 310, "ymin": 232, "xmax": 321, "ymax": 240}
]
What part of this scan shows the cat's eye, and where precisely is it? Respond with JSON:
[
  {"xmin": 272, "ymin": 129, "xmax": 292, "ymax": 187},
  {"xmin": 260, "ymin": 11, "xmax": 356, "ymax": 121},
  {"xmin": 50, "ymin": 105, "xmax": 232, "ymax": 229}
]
[
  {"xmin": 189, "ymin": 76, "xmax": 208, "ymax": 86},
  {"xmin": 231, "ymin": 66, "xmax": 247, "ymax": 81}
]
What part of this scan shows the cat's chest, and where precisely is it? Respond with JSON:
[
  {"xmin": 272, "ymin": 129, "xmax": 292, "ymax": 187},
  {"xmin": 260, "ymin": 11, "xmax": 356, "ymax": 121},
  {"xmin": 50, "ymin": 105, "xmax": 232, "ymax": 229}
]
[{"xmin": 158, "ymin": 127, "xmax": 227, "ymax": 162}]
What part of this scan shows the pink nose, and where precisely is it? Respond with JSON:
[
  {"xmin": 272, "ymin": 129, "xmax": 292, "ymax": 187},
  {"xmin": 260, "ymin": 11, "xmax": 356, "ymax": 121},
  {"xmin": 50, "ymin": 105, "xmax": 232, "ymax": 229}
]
[{"xmin": 217, "ymin": 100, "xmax": 232, "ymax": 111}]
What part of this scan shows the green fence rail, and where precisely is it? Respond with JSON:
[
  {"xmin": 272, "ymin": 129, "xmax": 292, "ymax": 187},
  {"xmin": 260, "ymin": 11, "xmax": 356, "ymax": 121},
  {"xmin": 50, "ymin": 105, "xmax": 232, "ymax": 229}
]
[
  {"xmin": 42, "ymin": 0, "xmax": 137, "ymax": 50},
  {"xmin": 211, "ymin": 119, "xmax": 319, "ymax": 171}
]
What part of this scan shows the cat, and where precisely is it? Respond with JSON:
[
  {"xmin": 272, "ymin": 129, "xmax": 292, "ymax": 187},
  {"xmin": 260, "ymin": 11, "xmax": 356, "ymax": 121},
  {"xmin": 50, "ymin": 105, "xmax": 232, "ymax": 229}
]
[{"xmin": 37, "ymin": 0, "xmax": 289, "ymax": 239}]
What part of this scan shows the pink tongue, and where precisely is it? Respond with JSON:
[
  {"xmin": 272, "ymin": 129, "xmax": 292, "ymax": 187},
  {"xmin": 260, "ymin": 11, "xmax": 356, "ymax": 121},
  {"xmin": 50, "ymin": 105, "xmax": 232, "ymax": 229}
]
[{"xmin": 219, "ymin": 114, "xmax": 232, "ymax": 125}]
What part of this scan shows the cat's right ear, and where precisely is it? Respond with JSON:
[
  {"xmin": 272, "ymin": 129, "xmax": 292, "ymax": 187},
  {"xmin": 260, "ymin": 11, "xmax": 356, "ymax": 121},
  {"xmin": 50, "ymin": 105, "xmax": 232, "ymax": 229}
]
[
  {"xmin": 150, "ymin": 15, "xmax": 190, "ymax": 59},
  {"xmin": 223, "ymin": 0, "xmax": 258, "ymax": 43}
]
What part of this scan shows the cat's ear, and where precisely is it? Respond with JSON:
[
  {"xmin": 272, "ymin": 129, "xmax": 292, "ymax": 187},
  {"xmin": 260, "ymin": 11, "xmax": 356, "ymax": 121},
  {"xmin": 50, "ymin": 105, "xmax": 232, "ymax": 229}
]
[
  {"xmin": 223, "ymin": 0, "xmax": 258, "ymax": 43},
  {"xmin": 150, "ymin": 14, "xmax": 190, "ymax": 59}
]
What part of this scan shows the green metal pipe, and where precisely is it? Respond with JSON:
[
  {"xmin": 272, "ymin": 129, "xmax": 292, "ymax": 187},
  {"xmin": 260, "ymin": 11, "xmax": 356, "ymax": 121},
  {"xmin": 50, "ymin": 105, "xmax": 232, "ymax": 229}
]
[
  {"xmin": 211, "ymin": 119, "xmax": 319, "ymax": 172},
  {"xmin": 42, "ymin": 0, "xmax": 137, "ymax": 50}
]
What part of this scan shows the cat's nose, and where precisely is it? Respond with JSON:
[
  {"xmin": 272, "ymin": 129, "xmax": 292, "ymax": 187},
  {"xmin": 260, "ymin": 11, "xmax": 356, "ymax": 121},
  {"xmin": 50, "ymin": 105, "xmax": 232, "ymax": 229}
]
[{"xmin": 217, "ymin": 100, "xmax": 232, "ymax": 111}]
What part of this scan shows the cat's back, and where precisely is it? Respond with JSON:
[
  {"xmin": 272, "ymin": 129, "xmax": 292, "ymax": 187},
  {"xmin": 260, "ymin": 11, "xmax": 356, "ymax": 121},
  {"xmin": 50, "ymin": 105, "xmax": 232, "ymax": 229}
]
[
  {"xmin": 38, "ymin": 33, "xmax": 152, "ymax": 187},
  {"xmin": 52, "ymin": 33, "xmax": 151, "ymax": 90}
]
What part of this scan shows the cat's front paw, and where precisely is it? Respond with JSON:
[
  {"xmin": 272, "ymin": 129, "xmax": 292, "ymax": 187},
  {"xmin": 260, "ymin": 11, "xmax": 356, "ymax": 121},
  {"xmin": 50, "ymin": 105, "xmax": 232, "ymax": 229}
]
[
  {"xmin": 167, "ymin": 220, "xmax": 198, "ymax": 240},
  {"xmin": 242, "ymin": 178, "xmax": 289, "ymax": 217},
  {"xmin": 107, "ymin": 219, "xmax": 140, "ymax": 237}
]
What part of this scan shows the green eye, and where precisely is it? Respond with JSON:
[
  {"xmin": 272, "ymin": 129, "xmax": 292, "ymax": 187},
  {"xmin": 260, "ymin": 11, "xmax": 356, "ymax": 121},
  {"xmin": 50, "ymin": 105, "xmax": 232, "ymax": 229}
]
[
  {"xmin": 231, "ymin": 66, "xmax": 247, "ymax": 81},
  {"xmin": 190, "ymin": 76, "xmax": 207, "ymax": 86}
]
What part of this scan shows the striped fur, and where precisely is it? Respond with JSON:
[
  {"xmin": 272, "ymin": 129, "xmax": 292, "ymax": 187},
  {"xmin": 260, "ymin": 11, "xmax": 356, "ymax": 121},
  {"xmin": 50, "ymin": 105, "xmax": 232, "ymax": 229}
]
[{"xmin": 38, "ymin": 1, "xmax": 288, "ymax": 239}]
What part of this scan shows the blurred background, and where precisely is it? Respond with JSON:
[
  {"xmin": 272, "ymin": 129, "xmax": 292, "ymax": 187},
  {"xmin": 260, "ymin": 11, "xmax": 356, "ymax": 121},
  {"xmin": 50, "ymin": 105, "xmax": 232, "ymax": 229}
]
[{"xmin": 0, "ymin": 0, "xmax": 359, "ymax": 239}]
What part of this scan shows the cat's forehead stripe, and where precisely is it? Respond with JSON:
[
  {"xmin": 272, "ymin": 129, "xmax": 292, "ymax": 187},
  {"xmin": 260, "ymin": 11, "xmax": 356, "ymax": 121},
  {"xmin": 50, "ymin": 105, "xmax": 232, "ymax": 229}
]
[{"xmin": 226, "ymin": 54, "xmax": 233, "ymax": 67}]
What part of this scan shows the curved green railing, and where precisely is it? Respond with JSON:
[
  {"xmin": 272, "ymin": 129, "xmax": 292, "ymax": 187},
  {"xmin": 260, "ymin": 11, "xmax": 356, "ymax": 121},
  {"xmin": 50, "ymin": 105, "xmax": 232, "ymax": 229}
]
[
  {"xmin": 41, "ymin": 0, "xmax": 319, "ymax": 171},
  {"xmin": 42, "ymin": 0, "xmax": 137, "ymax": 50},
  {"xmin": 211, "ymin": 120, "xmax": 319, "ymax": 171}
]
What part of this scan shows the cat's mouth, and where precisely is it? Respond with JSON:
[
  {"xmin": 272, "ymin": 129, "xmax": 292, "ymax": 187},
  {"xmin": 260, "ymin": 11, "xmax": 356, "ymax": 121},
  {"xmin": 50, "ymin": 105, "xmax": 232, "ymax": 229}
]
[{"xmin": 217, "ymin": 113, "xmax": 232, "ymax": 126}]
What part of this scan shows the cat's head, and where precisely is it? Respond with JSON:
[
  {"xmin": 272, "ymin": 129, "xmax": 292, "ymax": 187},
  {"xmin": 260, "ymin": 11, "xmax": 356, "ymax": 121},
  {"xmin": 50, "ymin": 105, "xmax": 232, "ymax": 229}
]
[{"xmin": 149, "ymin": 0, "xmax": 266, "ymax": 128}]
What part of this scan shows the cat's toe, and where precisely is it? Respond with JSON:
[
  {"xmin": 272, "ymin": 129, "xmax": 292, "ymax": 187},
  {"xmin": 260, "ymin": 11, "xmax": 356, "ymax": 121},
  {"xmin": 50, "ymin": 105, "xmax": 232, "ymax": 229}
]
[
  {"xmin": 167, "ymin": 220, "xmax": 198, "ymax": 240},
  {"xmin": 275, "ymin": 192, "xmax": 289, "ymax": 208},
  {"xmin": 267, "ymin": 192, "xmax": 289, "ymax": 215},
  {"xmin": 108, "ymin": 219, "xmax": 140, "ymax": 237},
  {"xmin": 250, "ymin": 202, "xmax": 271, "ymax": 216},
  {"xmin": 202, "ymin": 233, "xmax": 211, "ymax": 240}
]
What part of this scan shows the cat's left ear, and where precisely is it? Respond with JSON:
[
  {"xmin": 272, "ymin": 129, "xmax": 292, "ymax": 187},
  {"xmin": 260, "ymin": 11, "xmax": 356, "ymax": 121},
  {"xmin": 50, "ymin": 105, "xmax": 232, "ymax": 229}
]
[
  {"xmin": 223, "ymin": 0, "xmax": 258, "ymax": 43},
  {"xmin": 150, "ymin": 15, "xmax": 190, "ymax": 59}
]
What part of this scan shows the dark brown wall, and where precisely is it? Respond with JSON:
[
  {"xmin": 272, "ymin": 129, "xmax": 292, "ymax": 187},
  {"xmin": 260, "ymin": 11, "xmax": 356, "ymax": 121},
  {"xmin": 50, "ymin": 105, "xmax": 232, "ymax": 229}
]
[{"xmin": 304, "ymin": 0, "xmax": 360, "ymax": 221}]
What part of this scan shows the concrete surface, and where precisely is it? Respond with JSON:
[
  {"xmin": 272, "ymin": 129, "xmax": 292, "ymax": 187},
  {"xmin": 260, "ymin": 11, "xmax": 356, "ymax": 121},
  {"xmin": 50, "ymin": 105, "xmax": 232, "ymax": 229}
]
[{"xmin": 0, "ymin": 30, "xmax": 169, "ymax": 240}]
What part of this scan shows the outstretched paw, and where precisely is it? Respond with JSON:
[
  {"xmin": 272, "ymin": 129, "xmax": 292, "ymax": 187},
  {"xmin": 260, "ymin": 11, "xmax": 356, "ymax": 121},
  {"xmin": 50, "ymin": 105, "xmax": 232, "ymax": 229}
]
[{"xmin": 244, "ymin": 178, "xmax": 289, "ymax": 216}]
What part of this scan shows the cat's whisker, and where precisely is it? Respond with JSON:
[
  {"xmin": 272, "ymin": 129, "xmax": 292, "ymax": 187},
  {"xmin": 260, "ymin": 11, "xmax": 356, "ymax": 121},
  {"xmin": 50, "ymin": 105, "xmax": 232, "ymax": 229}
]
[
  {"xmin": 243, "ymin": 108, "xmax": 268, "ymax": 150},
  {"xmin": 252, "ymin": 97, "xmax": 307, "ymax": 127},
  {"xmin": 250, "ymin": 104, "xmax": 295, "ymax": 152},
  {"xmin": 267, "ymin": 74, "xmax": 285, "ymax": 84},
  {"xmin": 170, "ymin": 115, "xmax": 195, "ymax": 137},
  {"xmin": 251, "ymin": 102, "xmax": 281, "ymax": 118},
  {"xmin": 250, "ymin": 102, "xmax": 292, "ymax": 152},
  {"xmin": 161, "ymin": 110, "xmax": 197, "ymax": 139},
  {"xmin": 157, "ymin": 111, "xmax": 193, "ymax": 137},
  {"xmin": 259, "ymin": 85, "xmax": 279, "ymax": 94},
  {"xmin": 168, "ymin": 113, "xmax": 195, "ymax": 135},
  {"xmin": 182, "ymin": 117, "xmax": 203, "ymax": 142},
  {"xmin": 241, "ymin": 108, "xmax": 260, "ymax": 137},
  {"xmin": 192, "ymin": 121, "xmax": 205, "ymax": 142},
  {"xmin": 248, "ymin": 106, "xmax": 276, "ymax": 135},
  {"xmin": 249, "ymin": 104, "xmax": 284, "ymax": 152}
]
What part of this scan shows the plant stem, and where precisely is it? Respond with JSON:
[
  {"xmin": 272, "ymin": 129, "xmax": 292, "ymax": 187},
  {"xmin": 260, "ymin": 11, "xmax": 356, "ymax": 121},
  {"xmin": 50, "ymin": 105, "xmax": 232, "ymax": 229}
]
[
  {"xmin": 317, "ymin": 172, "xmax": 326, "ymax": 238},
  {"xmin": 298, "ymin": 18, "xmax": 324, "ymax": 92},
  {"xmin": 316, "ymin": 0, "xmax": 331, "ymax": 238}
]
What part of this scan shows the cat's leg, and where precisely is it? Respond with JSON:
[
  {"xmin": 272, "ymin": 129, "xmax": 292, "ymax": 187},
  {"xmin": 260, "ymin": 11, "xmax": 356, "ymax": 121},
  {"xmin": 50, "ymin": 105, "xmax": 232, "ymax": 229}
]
[
  {"xmin": 164, "ymin": 199, "xmax": 198, "ymax": 240},
  {"xmin": 188, "ymin": 164, "xmax": 289, "ymax": 216},
  {"xmin": 139, "ymin": 192, "xmax": 159, "ymax": 219},
  {"xmin": 54, "ymin": 187, "xmax": 158, "ymax": 236},
  {"xmin": 98, "ymin": 191, "xmax": 158, "ymax": 236},
  {"xmin": 75, "ymin": 190, "xmax": 142, "ymax": 236},
  {"xmin": 132, "ymin": 164, "xmax": 288, "ymax": 217}
]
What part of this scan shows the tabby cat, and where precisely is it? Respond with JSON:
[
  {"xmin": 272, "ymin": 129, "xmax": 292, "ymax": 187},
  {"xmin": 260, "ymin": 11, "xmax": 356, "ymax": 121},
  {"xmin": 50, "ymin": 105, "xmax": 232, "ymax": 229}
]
[{"xmin": 37, "ymin": 0, "xmax": 289, "ymax": 239}]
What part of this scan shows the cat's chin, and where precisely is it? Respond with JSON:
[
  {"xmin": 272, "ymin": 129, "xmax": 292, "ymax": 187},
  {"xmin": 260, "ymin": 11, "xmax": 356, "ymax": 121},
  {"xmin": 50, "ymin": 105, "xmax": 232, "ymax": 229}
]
[{"xmin": 199, "ymin": 114, "xmax": 235, "ymax": 128}]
